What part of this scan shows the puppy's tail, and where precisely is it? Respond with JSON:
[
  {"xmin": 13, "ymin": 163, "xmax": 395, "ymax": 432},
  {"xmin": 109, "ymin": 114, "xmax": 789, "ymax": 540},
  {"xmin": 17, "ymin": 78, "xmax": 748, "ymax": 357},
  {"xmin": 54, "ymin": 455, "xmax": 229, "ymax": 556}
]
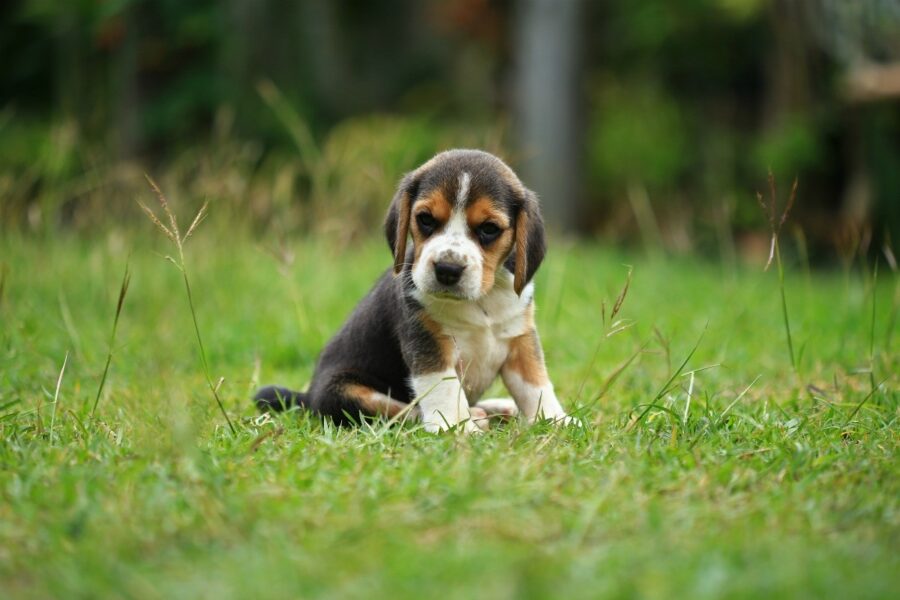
[{"xmin": 254, "ymin": 385, "xmax": 309, "ymax": 412}]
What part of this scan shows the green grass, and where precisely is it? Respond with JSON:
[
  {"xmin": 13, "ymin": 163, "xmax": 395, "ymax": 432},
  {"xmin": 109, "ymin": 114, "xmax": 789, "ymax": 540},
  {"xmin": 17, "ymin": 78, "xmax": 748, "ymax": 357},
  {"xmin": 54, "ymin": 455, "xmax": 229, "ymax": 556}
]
[{"xmin": 1, "ymin": 227, "xmax": 897, "ymax": 599}]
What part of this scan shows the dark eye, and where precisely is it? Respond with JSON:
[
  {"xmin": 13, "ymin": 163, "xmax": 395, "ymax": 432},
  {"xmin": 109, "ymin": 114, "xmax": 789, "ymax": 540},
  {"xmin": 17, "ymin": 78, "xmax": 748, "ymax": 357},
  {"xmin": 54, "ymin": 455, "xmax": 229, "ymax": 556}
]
[
  {"xmin": 476, "ymin": 222, "xmax": 502, "ymax": 245},
  {"xmin": 416, "ymin": 212, "xmax": 438, "ymax": 235}
]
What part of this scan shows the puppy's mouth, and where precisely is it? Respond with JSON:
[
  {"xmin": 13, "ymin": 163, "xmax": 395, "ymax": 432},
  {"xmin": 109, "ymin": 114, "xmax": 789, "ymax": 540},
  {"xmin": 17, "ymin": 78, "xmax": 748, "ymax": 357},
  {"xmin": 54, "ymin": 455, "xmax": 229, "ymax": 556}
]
[
  {"xmin": 427, "ymin": 288, "xmax": 467, "ymax": 301},
  {"xmin": 420, "ymin": 283, "xmax": 478, "ymax": 301}
]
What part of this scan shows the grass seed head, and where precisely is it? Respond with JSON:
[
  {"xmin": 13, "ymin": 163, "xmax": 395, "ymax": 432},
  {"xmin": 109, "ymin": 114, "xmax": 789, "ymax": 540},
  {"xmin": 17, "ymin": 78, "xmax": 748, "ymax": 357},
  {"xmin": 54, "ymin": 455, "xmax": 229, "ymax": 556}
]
[
  {"xmin": 144, "ymin": 174, "xmax": 181, "ymax": 241},
  {"xmin": 185, "ymin": 200, "xmax": 209, "ymax": 241},
  {"xmin": 137, "ymin": 200, "xmax": 177, "ymax": 244}
]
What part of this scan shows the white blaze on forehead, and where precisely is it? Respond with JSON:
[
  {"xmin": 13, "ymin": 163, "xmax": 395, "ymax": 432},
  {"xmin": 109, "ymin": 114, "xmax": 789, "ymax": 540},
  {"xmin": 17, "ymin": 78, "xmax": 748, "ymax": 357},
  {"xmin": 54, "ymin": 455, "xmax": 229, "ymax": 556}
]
[
  {"xmin": 456, "ymin": 172, "xmax": 471, "ymax": 207},
  {"xmin": 444, "ymin": 206, "xmax": 469, "ymax": 239}
]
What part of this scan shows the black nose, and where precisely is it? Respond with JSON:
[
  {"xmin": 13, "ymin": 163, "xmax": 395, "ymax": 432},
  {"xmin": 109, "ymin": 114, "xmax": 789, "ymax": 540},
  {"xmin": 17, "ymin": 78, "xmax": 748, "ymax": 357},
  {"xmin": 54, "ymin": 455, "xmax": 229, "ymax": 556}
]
[{"xmin": 434, "ymin": 262, "xmax": 465, "ymax": 285}]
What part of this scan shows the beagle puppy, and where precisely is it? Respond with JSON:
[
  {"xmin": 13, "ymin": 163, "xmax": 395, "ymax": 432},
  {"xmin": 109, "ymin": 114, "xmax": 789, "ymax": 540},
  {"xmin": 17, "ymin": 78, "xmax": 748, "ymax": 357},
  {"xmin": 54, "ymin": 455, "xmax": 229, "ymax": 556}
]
[{"xmin": 255, "ymin": 149, "xmax": 574, "ymax": 432}]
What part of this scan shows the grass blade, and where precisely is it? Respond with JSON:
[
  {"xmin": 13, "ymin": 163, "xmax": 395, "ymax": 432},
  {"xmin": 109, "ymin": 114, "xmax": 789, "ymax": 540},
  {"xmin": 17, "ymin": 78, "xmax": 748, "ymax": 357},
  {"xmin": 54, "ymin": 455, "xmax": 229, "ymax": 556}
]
[
  {"xmin": 683, "ymin": 371, "xmax": 695, "ymax": 426},
  {"xmin": 718, "ymin": 374, "xmax": 762, "ymax": 424},
  {"xmin": 50, "ymin": 352, "xmax": 69, "ymax": 444},
  {"xmin": 594, "ymin": 343, "xmax": 647, "ymax": 401},
  {"xmin": 92, "ymin": 262, "xmax": 131, "ymax": 417},
  {"xmin": 182, "ymin": 265, "xmax": 236, "ymax": 435},
  {"xmin": 843, "ymin": 376, "xmax": 890, "ymax": 428}
]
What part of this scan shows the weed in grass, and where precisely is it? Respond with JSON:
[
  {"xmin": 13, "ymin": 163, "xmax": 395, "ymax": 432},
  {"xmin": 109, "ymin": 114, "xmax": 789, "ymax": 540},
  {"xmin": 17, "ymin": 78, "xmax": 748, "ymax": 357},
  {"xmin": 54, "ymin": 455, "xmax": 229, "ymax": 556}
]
[
  {"xmin": 139, "ymin": 176, "xmax": 236, "ymax": 435},
  {"xmin": 575, "ymin": 265, "xmax": 635, "ymax": 406},
  {"xmin": 91, "ymin": 262, "xmax": 131, "ymax": 417},
  {"xmin": 757, "ymin": 171, "xmax": 798, "ymax": 372},
  {"xmin": 627, "ymin": 322, "xmax": 707, "ymax": 431}
]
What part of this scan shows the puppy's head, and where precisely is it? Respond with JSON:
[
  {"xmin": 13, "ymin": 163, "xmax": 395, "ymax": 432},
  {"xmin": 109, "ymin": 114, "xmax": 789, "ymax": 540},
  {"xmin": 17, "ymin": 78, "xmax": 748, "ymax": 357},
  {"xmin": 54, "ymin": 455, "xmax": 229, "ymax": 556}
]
[{"xmin": 384, "ymin": 149, "xmax": 545, "ymax": 300}]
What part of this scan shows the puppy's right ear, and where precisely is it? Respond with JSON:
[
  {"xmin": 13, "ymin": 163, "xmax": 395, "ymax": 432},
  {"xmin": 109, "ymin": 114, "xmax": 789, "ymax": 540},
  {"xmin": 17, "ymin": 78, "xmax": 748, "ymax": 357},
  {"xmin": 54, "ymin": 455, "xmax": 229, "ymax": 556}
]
[{"xmin": 384, "ymin": 172, "xmax": 420, "ymax": 274}]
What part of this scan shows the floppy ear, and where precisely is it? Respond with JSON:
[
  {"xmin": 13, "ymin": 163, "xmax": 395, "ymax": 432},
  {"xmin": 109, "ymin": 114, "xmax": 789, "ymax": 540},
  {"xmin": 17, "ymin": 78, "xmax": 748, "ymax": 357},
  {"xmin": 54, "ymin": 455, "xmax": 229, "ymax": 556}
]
[
  {"xmin": 512, "ymin": 188, "xmax": 546, "ymax": 295},
  {"xmin": 384, "ymin": 172, "xmax": 419, "ymax": 274}
]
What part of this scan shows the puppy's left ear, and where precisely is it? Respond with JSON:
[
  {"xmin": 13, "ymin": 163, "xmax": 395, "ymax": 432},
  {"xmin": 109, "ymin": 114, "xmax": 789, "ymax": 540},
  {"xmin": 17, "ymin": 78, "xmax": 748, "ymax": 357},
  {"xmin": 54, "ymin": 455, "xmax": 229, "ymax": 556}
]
[
  {"xmin": 384, "ymin": 172, "xmax": 420, "ymax": 274},
  {"xmin": 512, "ymin": 188, "xmax": 546, "ymax": 295}
]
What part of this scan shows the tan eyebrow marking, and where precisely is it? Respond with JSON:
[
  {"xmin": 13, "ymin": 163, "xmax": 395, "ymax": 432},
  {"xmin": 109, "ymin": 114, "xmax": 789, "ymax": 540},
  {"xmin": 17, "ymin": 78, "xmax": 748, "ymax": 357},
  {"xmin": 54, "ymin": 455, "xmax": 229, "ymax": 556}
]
[
  {"xmin": 413, "ymin": 189, "xmax": 452, "ymax": 222},
  {"xmin": 466, "ymin": 196, "xmax": 510, "ymax": 229}
]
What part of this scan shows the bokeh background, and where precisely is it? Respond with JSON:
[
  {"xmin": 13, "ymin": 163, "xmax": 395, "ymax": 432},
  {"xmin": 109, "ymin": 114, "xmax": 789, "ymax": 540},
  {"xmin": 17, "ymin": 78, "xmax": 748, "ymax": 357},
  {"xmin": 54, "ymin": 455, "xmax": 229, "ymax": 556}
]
[{"xmin": 2, "ymin": 0, "xmax": 899, "ymax": 261}]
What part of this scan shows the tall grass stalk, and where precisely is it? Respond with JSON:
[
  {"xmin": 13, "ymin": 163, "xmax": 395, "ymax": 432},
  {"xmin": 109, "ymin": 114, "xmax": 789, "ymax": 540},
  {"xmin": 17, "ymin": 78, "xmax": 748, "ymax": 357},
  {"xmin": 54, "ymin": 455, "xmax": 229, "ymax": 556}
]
[
  {"xmin": 757, "ymin": 172, "xmax": 798, "ymax": 372},
  {"xmin": 773, "ymin": 237, "xmax": 795, "ymax": 369},
  {"xmin": 92, "ymin": 262, "xmax": 131, "ymax": 417},
  {"xmin": 575, "ymin": 266, "xmax": 634, "ymax": 403},
  {"xmin": 868, "ymin": 259, "xmax": 878, "ymax": 394},
  {"xmin": 139, "ymin": 176, "xmax": 236, "ymax": 435}
]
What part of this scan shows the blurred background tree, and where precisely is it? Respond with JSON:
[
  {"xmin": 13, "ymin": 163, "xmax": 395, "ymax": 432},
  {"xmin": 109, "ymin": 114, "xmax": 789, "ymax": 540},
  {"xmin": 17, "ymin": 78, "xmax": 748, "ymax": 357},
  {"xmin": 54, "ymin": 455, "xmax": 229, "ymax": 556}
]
[{"xmin": 0, "ymin": 0, "xmax": 897, "ymax": 260}]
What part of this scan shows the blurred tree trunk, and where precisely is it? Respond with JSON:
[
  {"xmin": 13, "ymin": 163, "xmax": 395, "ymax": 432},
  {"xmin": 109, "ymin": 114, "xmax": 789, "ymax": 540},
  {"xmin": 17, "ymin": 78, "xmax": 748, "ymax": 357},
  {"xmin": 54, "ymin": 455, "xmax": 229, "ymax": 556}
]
[
  {"xmin": 513, "ymin": 0, "xmax": 584, "ymax": 233},
  {"xmin": 764, "ymin": 0, "xmax": 812, "ymax": 128},
  {"xmin": 226, "ymin": 0, "xmax": 273, "ymax": 119},
  {"xmin": 55, "ymin": 9, "xmax": 81, "ymax": 121},
  {"xmin": 113, "ymin": 5, "xmax": 140, "ymax": 158},
  {"xmin": 300, "ymin": 0, "xmax": 351, "ymax": 116}
]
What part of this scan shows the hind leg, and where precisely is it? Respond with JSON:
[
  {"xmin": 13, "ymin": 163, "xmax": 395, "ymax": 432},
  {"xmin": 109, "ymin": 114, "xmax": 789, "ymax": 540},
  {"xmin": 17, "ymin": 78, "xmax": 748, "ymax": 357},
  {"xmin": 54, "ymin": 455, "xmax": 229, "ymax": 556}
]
[
  {"xmin": 315, "ymin": 378, "xmax": 418, "ymax": 425},
  {"xmin": 343, "ymin": 382, "xmax": 419, "ymax": 421}
]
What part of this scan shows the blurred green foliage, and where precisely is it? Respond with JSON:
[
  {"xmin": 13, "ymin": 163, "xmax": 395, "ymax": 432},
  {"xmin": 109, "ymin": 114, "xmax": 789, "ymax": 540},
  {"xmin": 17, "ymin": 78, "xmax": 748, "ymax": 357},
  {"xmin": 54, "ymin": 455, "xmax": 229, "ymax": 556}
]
[
  {"xmin": 0, "ymin": 0, "xmax": 898, "ymax": 256},
  {"xmin": 588, "ymin": 81, "xmax": 691, "ymax": 189},
  {"xmin": 752, "ymin": 115, "xmax": 823, "ymax": 177}
]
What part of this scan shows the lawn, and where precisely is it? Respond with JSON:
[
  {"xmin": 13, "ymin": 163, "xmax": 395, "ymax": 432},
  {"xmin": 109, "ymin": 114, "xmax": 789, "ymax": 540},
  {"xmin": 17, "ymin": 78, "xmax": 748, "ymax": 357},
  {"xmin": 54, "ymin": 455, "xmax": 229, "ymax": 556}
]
[{"xmin": 1, "ymin": 224, "xmax": 897, "ymax": 599}]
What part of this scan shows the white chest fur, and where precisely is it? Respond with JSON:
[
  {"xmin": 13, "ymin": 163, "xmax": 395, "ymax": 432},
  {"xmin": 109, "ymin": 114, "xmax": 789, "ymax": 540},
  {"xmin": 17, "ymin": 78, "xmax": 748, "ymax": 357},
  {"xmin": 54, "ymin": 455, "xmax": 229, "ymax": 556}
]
[{"xmin": 421, "ymin": 272, "xmax": 534, "ymax": 402}]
